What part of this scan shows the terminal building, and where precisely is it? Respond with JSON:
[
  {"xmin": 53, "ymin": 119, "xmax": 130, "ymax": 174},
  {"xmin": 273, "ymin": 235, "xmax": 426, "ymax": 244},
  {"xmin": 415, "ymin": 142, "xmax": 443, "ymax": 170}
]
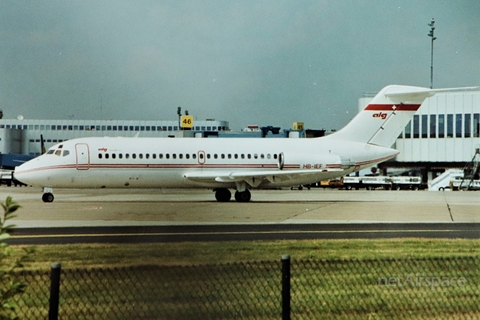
[
  {"xmin": 0, "ymin": 119, "xmax": 229, "ymax": 157},
  {"xmin": 0, "ymin": 117, "xmax": 313, "ymax": 160}
]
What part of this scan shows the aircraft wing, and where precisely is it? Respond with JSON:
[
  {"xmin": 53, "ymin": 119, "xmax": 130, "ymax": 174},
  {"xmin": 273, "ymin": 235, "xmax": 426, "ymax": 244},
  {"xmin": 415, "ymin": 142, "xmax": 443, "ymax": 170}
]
[{"xmin": 184, "ymin": 168, "xmax": 344, "ymax": 188}]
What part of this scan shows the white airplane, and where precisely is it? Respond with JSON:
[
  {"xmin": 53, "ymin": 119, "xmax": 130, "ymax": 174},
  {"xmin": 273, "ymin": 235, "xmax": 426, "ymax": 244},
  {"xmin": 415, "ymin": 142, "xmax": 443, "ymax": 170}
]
[{"xmin": 14, "ymin": 85, "xmax": 475, "ymax": 202}]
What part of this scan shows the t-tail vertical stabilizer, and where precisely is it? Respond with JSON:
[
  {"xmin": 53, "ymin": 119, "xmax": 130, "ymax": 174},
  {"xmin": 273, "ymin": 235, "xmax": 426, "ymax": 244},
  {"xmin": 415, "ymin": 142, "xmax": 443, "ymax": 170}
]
[{"xmin": 328, "ymin": 85, "xmax": 477, "ymax": 148}]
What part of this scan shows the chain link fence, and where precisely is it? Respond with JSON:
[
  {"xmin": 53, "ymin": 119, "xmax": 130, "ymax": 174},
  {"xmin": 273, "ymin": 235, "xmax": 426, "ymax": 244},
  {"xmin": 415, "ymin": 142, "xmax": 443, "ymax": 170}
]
[{"xmin": 10, "ymin": 256, "xmax": 480, "ymax": 319}]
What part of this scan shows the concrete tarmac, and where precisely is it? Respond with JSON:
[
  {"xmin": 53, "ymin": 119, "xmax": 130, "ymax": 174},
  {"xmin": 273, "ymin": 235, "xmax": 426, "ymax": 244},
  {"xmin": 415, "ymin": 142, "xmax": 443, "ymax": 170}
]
[{"xmin": 1, "ymin": 187, "xmax": 479, "ymax": 228}]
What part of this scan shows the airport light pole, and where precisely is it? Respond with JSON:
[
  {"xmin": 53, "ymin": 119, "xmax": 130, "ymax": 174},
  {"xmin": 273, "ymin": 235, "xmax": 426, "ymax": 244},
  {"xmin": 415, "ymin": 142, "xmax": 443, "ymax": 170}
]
[
  {"xmin": 177, "ymin": 106, "xmax": 182, "ymax": 130},
  {"xmin": 428, "ymin": 18, "xmax": 437, "ymax": 89}
]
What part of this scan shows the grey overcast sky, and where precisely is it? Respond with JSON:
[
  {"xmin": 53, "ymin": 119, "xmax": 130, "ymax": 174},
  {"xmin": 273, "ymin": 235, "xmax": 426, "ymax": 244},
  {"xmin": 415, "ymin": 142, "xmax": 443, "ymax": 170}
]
[{"xmin": 1, "ymin": 1, "xmax": 479, "ymax": 130}]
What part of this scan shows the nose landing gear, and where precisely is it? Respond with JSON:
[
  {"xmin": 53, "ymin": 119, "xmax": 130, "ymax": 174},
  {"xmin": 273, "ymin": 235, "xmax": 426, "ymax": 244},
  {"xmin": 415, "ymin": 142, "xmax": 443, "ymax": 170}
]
[
  {"xmin": 42, "ymin": 193, "xmax": 54, "ymax": 203},
  {"xmin": 42, "ymin": 187, "xmax": 54, "ymax": 202}
]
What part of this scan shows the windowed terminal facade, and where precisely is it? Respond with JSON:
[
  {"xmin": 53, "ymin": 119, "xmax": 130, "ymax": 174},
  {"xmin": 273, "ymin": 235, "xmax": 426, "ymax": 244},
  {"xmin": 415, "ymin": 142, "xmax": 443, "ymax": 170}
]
[{"xmin": 0, "ymin": 119, "xmax": 229, "ymax": 156}]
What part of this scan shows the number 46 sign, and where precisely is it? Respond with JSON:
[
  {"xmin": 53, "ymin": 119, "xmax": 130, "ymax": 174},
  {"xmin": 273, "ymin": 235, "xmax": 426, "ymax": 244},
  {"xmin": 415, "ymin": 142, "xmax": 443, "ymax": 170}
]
[{"xmin": 181, "ymin": 115, "xmax": 194, "ymax": 129}]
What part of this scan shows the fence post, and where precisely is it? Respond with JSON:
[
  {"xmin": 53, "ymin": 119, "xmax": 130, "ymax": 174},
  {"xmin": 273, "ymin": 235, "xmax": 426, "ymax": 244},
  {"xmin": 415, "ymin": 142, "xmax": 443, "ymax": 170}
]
[
  {"xmin": 281, "ymin": 254, "xmax": 291, "ymax": 320},
  {"xmin": 49, "ymin": 262, "xmax": 62, "ymax": 320}
]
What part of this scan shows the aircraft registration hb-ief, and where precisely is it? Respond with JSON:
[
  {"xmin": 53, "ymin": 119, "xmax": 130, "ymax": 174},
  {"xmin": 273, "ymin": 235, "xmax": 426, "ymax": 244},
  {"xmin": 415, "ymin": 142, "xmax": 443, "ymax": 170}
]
[{"xmin": 14, "ymin": 85, "xmax": 477, "ymax": 203}]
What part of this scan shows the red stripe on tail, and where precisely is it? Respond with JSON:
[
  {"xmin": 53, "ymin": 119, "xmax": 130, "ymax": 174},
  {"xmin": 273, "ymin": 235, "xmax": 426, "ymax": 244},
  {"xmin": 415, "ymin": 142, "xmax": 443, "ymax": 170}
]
[{"xmin": 365, "ymin": 104, "xmax": 420, "ymax": 111}]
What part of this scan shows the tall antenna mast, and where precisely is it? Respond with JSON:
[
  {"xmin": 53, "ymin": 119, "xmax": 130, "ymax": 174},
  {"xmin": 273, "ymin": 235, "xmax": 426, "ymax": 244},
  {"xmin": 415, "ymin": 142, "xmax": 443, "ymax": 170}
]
[{"xmin": 428, "ymin": 18, "xmax": 437, "ymax": 89}]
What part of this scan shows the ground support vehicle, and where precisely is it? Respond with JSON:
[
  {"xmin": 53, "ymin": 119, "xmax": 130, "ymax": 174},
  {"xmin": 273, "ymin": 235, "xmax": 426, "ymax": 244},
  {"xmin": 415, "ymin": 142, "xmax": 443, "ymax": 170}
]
[
  {"xmin": 428, "ymin": 169, "xmax": 464, "ymax": 191},
  {"xmin": 343, "ymin": 176, "xmax": 391, "ymax": 190},
  {"xmin": 390, "ymin": 176, "xmax": 424, "ymax": 190}
]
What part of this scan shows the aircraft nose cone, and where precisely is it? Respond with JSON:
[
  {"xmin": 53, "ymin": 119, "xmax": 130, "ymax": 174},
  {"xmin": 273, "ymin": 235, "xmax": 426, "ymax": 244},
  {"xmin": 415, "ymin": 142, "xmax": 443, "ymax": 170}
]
[
  {"xmin": 13, "ymin": 162, "xmax": 37, "ymax": 186},
  {"xmin": 13, "ymin": 165, "xmax": 28, "ymax": 184}
]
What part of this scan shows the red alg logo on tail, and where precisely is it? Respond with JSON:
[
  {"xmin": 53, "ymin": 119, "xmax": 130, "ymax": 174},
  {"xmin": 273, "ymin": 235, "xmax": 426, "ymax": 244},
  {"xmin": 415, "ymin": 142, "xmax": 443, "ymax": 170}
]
[{"xmin": 372, "ymin": 112, "xmax": 388, "ymax": 120}]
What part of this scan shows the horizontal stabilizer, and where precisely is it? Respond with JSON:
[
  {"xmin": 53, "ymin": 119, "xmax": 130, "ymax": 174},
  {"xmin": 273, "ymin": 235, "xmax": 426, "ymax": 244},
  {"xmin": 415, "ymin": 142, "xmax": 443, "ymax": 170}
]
[{"xmin": 384, "ymin": 86, "xmax": 478, "ymax": 102}]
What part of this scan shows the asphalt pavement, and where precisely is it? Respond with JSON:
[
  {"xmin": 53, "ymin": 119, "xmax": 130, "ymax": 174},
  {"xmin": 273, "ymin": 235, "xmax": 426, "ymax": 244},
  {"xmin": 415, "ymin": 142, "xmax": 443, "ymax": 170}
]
[{"xmin": 2, "ymin": 187, "xmax": 479, "ymax": 228}]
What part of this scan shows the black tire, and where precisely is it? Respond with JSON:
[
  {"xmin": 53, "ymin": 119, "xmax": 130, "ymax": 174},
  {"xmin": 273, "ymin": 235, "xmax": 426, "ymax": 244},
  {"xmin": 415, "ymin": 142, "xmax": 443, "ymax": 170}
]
[
  {"xmin": 42, "ymin": 193, "xmax": 54, "ymax": 203},
  {"xmin": 215, "ymin": 188, "xmax": 231, "ymax": 202},
  {"xmin": 235, "ymin": 190, "xmax": 251, "ymax": 202}
]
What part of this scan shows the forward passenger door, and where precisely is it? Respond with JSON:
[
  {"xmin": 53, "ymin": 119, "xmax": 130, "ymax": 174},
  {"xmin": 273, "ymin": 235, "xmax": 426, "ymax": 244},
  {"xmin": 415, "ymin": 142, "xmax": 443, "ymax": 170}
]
[{"xmin": 75, "ymin": 143, "xmax": 90, "ymax": 170}]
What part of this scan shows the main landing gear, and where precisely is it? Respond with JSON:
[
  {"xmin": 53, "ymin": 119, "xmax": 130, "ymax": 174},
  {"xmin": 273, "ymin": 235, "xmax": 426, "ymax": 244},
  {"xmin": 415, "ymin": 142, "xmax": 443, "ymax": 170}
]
[{"xmin": 214, "ymin": 188, "xmax": 251, "ymax": 202}]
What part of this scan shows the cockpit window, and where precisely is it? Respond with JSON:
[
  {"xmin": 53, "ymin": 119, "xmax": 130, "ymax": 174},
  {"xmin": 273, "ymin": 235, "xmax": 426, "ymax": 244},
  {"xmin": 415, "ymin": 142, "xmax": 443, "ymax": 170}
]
[
  {"xmin": 54, "ymin": 150, "xmax": 62, "ymax": 156},
  {"xmin": 47, "ymin": 150, "xmax": 55, "ymax": 155},
  {"xmin": 63, "ymin": 150, "xmax": 70, "ymax": 157}
]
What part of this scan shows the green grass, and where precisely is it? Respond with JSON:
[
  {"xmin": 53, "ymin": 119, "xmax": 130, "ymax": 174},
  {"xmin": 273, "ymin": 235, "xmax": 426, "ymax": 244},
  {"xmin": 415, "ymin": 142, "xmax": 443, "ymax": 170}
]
[
  {"xmin": 15, "ymin": 238, "xmax": 480, "ymax": 269},
  {"xmin": 10, "ymin": 239, "xmax": 480, "ymax": 319}
]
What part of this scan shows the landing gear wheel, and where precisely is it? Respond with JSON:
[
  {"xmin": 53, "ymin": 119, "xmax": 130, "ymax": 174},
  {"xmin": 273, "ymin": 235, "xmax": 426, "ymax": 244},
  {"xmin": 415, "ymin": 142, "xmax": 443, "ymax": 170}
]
[
  {"xmin": 235, "ymin": 190, "xmax": 251, "ymax": 202},
  {"xmin": 215, "ymin": 188, "xmax": 231, "ymax": 202},
  {"xmin": 42, "ymin": 193, "xmax": 54, "ymax": 203}
]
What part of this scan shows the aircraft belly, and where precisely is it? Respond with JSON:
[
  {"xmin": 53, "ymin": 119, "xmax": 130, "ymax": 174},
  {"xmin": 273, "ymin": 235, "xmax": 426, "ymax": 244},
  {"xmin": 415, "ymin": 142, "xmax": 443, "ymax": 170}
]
[
  {"xmin": 25, "ymin": 168, "xmax": 192, "ymax": 189},
  {"xmin": 87, "ymin": 168, "xmax": 191, "ymax": 188}
]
